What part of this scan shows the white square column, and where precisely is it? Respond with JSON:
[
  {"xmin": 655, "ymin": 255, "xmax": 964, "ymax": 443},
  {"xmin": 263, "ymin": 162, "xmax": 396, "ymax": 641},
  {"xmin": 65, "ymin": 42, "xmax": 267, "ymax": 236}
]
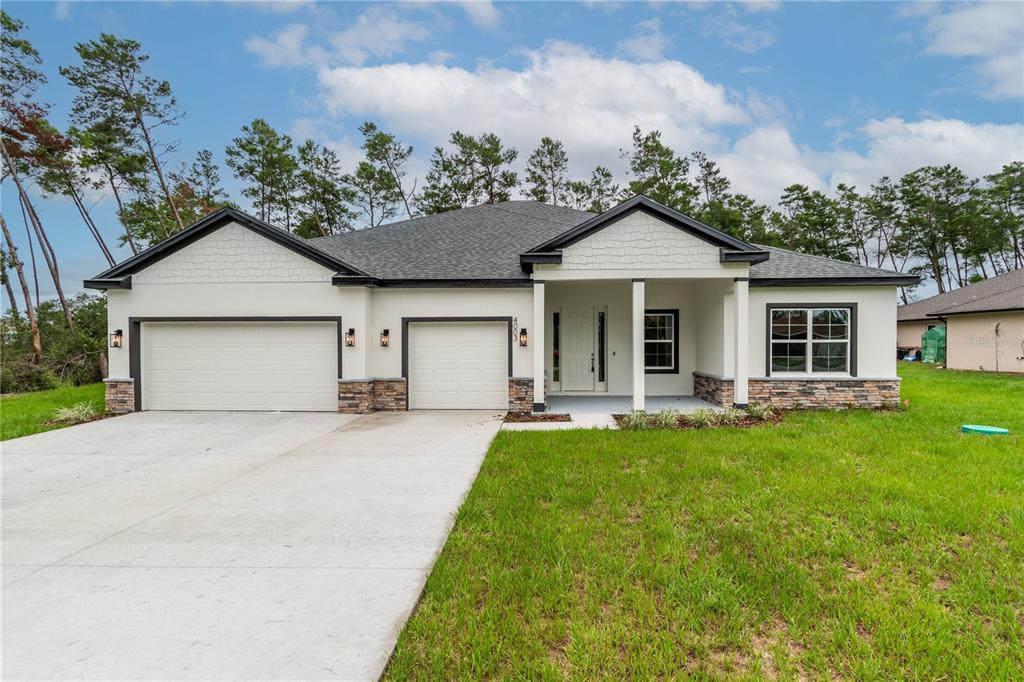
[
  {"xmin": 733, "ymin": 277, "xmax": 749, "ymax": 407},
  {"xmin": 532, "ymin": 281, "xmax": 546, "ymax": 411},
  {"xmin": 632, "ymin": 278, "xmax": 646, "ymax": 411}
]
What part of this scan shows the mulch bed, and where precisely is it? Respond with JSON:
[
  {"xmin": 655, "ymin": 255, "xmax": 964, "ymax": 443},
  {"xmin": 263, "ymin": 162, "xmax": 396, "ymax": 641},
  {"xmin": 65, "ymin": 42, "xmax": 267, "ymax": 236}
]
[
  {"xmin": 504, "ymin": 412, "xmax": 572, "ymax": 423},
  {"xmin": 613, "ymin": 411, "xmax": 784, "ymax": 430}
]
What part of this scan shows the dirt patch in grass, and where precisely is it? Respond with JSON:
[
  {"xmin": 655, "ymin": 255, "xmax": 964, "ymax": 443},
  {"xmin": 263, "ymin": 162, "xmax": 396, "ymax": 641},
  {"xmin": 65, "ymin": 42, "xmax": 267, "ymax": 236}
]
[{"xmin": 504, "ymin": 412, "xmax": 571, "ymax": 423}]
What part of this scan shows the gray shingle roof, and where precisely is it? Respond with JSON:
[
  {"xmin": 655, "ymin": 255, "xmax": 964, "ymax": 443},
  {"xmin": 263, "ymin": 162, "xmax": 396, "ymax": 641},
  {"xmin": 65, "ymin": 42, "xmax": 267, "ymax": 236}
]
[
  {"xmin": 311, "ymin": 202, "xmax": 591, "ymax": 281},
  {"xmin": 749, "ymin": 245, "xmax": 913, "ymax": 283},
  {"xmin": 904, "ymin": 268, "xmax": 1024, "ymax": 317},
  {"xmin": 310, "ymin": 200, "xmax": 916, "ymax": 285}
]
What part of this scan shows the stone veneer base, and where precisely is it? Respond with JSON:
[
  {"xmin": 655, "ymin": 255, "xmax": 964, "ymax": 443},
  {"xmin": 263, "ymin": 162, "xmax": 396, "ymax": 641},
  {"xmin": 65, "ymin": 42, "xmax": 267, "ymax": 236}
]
[
  {"xmin": 104, "ymin": 378, "xmax": 135, "ymax": 414},
  {"xmin": 508, "ymin": 378, "xmax": 539, "ymax": 414},
  {"xmin": 338, "ymin": 378, "xmax": 408, "ymax": 414},
  {"xmin": 692, "ymin": 372, "xmax": 900, "ymax": 409}
]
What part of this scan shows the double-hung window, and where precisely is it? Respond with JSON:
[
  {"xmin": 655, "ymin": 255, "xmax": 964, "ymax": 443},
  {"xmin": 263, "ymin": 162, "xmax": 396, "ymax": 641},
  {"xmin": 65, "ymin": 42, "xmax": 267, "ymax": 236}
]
[
  {"xmin": 769, "ymin": 306, "xmax": 853, "ymax": 375},
  {"xmin": 644, "ymin": 310, "xmax": 678, "ymax": 373}
]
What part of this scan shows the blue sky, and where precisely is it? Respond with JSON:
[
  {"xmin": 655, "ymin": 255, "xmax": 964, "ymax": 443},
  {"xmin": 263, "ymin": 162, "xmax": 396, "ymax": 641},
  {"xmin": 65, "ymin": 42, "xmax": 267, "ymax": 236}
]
[{"xmin": 2, "ymin": 0, "xmax": 1023, "ymax": 300}]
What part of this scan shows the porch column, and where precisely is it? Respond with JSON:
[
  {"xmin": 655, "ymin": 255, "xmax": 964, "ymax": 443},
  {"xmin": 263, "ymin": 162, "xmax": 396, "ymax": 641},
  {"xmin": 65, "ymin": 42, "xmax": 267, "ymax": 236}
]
[
  {"xmin": 632, "ymin": 278, "xmax": 645, "ymax": 411},
  {"xmin": 532, "ymin": 281, "xmax": 546, "ymax": 411},
  {"xmin": 733, "ymin": 277, "xmax": 749, "ymax": 407}
]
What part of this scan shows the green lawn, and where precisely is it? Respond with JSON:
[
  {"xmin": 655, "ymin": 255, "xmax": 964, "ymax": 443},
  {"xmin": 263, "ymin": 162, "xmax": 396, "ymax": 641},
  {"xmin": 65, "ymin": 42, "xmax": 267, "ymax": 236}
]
[
  {"xmin": 0, "ymin": 383, "xmax": 105, "ymax": 441},
  {"xmin": 386, "ymin": 364, "xmax": 1024, "ymax": 680}
]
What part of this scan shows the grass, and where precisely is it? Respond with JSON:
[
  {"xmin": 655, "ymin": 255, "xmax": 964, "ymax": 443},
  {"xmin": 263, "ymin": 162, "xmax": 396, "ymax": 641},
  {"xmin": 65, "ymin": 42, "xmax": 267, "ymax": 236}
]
[
  {"xmin": 0, "ymin": 383, "xmax": 105, "ymax": 441},
  {"xmin": 386, "ymin": 364, "xmax": 1024, "ymax": 679}
]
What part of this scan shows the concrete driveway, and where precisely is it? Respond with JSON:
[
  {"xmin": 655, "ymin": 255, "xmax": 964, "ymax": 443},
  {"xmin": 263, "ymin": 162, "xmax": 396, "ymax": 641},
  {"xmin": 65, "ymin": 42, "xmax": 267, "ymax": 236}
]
[{"xmin": 1, "ymin": 410, "xmax": 502, "ymax": 680}]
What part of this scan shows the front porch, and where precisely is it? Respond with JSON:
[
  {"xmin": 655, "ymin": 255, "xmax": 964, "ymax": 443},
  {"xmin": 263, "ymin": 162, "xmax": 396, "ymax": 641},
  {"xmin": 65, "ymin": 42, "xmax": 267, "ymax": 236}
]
[{"xmin": 530, "ymin": 276, "xmax": 751, "ymax": 412}]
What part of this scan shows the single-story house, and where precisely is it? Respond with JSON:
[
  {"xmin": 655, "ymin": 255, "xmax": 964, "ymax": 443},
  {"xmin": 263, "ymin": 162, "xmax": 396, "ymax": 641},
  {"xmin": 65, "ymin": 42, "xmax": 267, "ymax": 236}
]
[
  {"xmin": 905, "ymin": 269, "xmax": 1023, "ymax": 373},
  {"xmin": 85, "ymin": 196, "xmax": 918, "ymax": 415}
]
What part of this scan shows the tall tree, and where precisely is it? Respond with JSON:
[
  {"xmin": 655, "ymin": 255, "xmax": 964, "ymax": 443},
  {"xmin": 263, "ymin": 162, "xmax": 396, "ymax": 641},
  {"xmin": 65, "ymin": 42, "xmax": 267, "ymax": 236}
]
[
  {"xmin": 566, "ymin": 166, "xmax": 619, "ymax": 213},
  {"xmin": 182, "ymin": 149, "xmax": 227, "ymax": 206},
  {"xmin": 776, "ymin": 184, "xmax": 851, "ymax": 261},
  {"xmin": 620, "ymin": 126, "xmax": 697, "ymax": 212},
  {"xmin": 417, "ymin": 131, "xmax": 478, "ymax": 215},
  {"xmin": 343, "ymin": 159, "xmax": 400, "ymax": 228},
  {"xmin": 0, "ymin": 214, "xmax": 41, "ymax": 362},
  {"xmin": 984, "ymin": 162, "xmax": 1024, "ymax": 269},
  {"xmin": 73, "ymin": 116, "xmax": 149, "ymax": 254},
  {"xmin": 61, "ymin": 33, "xmax": 186, "ymax": 229},
  {"xmin": 224, "ymin": 118, "xmax": 296, "ymax": 227},
  {"xmin": 359, "ymin": 122, "xmax": 415, "ymax": 219},
  {"xmin": 691, "ymin": 151, "xmax": 733, "ymax": 230},
  {"xmin": 293, "ymin": 139, "xmax": 356, "ymax": 237},
  {"xmin": 525, "ymin": 137, "xmax": 569, "ymax": 206},
  {"xmin": 474, "ymin": 132, "xmax": 518, "ymax": 204},
  {"xmin": 0, "ymin": 247, "xmax": 18, "ymax": 315}
]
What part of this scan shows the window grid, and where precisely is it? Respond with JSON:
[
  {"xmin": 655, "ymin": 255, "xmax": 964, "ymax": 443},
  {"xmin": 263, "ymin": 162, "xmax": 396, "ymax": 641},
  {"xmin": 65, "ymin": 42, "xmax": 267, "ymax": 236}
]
[
  {"xmin": 644, "ymin": 311, "xmax": 676, "ymax": 372},
  {"xmin": 770, "ymin": 307, "xmax": 851, "ymax": 375}
]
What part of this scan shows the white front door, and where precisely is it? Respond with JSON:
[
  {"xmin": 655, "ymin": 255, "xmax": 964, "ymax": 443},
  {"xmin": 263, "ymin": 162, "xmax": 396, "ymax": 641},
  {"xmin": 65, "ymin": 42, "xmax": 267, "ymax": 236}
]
[{"xmin": 561, "ymin": 307, "xmax": 595, "ymax": 391}]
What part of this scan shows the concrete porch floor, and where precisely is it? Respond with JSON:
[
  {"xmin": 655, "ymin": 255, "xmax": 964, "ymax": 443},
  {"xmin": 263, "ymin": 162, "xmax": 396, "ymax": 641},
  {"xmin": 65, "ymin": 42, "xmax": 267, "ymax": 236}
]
[{"xmin": 547, "ymin": 394, "xmax": 719, "ymax": 416}]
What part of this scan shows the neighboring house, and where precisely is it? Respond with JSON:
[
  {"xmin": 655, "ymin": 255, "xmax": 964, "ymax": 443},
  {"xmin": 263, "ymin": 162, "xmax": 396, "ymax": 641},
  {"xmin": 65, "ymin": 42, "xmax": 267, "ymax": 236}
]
[
  {"xmin": 908, "ymin": 269, "xmax": 1023, "ymax": 373},
  {"xmin": 86, "ymin": 196, "xmax": 917, "ymax": 415}
]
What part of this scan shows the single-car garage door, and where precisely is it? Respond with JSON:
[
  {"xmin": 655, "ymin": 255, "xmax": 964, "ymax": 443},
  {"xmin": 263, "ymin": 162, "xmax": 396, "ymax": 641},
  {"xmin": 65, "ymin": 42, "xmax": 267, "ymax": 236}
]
[
  {"xmin": 142, "ymin": 322, "xmax": 338, "ymax": 411},
  {"xmin": 408, "ymin": 321, "xmax": 508, "ymax": 409}
]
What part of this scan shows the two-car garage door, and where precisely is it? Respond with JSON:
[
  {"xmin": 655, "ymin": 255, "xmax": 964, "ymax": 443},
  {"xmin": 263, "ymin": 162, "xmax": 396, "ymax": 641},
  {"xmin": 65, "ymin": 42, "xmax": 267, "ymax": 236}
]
[{"xmin": 142, "ymin": 322, "xmax": 338, "ymax": 411}]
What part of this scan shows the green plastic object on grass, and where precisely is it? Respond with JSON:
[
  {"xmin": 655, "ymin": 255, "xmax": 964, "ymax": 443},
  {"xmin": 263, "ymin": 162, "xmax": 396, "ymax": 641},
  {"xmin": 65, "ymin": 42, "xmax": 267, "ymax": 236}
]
[
  {"xmin": 921, "ymin": 326, "xmax": 947, "ymax": 364},
  {"xmin": 961, "ymin": 424, "xmax": 1010, "ymax": 435}
]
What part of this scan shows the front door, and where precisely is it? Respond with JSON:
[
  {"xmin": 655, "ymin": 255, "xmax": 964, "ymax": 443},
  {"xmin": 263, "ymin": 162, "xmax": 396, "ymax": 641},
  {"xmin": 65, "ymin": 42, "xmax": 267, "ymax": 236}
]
[{"xmin": 562, "ymin": 307, "xmax": 595, "ymax": 390}]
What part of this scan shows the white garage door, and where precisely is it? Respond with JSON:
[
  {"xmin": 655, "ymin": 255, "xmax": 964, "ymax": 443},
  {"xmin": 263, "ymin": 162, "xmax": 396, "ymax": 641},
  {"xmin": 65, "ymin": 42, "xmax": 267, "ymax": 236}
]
[
  {"xmin": 408, "ymin": 322, "xmax": 508, "ymax": 410},
  {"xmin": 142, "ymin": 322, "xmax": 338, "ymax": 411}
]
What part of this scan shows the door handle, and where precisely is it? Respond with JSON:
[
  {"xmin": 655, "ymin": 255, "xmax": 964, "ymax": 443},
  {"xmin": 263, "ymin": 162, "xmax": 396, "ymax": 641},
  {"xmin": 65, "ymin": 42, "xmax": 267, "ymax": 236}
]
[{"xmin": 591, "ymin": 353, "xmax": 595, "ymax": 372}]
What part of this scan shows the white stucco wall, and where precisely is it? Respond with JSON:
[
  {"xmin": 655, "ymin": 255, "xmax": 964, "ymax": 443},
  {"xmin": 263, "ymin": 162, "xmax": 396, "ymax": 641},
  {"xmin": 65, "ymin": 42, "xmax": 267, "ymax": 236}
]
[{"xmin": 747, "ymin": 286, "xmax": 899, "ymax": 379}]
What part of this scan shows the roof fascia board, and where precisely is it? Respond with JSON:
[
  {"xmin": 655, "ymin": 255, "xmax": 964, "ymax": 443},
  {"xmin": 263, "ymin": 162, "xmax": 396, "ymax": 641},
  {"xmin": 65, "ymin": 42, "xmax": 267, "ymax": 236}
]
[
  {"xmin": 527, "ymin": 196, "xmax": 757, "ymax": 255},
  {"xmin": 83, "ymin": 275, "xmax": 132, "ymax": 290},
  {"xmin": 751, "ymin": 275, "xmax": 921, "ymax": 287},
  {"xmin": 720, "ymin": 248, "xmax": 770, "ymax": 264},
  {"xmin": 88, "ymin": 208, "xmax": 369, "ymax": 282}
]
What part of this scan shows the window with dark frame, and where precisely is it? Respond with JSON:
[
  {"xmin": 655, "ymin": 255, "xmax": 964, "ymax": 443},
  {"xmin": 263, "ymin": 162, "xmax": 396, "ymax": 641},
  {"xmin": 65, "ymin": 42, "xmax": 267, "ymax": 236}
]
[
  {"xmin": 552, "ymin": 312, "xmax": 560, "ymax": 383},
  {"xmin": 770, "ymin": 307, "xmax": 851, "ymax": 374},
  {"xmin": 644, "ymin": 310, "xmax": 677, "ymax": 373}
]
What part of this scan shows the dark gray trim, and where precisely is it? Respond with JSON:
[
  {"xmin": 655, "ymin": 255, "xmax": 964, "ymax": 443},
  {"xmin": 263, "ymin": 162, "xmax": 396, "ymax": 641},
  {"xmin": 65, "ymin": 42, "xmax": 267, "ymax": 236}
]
[
  {"xmin": 644, "ymin": 308, "xmax": 679, "ymax": 375},
  {"xmin": 533, "ymin": 402, "xmax": 546, "ymax": 412},
  {"xmin": 127, "ymin": 316, "xmax": 343, "ymax": 411},
  {"xmin": 520, "ymin": 251, "xmax": 563, "ymax": 264},
  {"xmin": 631, "ymin": 278, "xmax": 646, "ymax": 283},
  {"xmin": 400, "ymin": 316, "xmax": 515, "ymax": 410},
  {"xmin": 752, "ymin": 276, "xmax": 918, "ymax": 287},
  {"xmin": 331, "ymin": 276, "xmax": 532, "ymax": 289},
  {"xmin": 733, "ymin": 276, "xmax": 750, "ymax": 282},
  {"xmin": 927, "ymin": 307, "xmax": 1024, "ymax": 317},
  {"xmin": 765, "ymin": 303, "xmax": 858, "ymax": 378},
  {"xmin": 721, "ymin": 248, "xmax": 770, "ymax": 264},
  {"xmin": 84, "ymin": 275, "xmax": 132, "ymax": 290},
  {"xmin": 89, "ymin": 207, "xmax": 368, "ymax": 283},
  {"xmin": 526, "ymin": 195, "xmax": 758, "ymax": 255},
  {"xmin": 733, "ymin": 402, "xmax": 748, "ymax": 409}
]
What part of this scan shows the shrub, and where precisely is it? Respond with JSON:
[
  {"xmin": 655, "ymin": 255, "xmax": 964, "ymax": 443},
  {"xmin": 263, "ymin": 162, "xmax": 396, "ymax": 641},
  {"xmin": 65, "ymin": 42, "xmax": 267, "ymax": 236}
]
[
  {"xmin": 620, "ymin": 410, "xmax": 649, "ymax": 431},
  {"xmin": 52, "ymin": 401, "xmax": 99, "ymax": 424},
  {"xmin": 717, "ymin": 408, "xmax": 745, "ymax": 426},
  {"xmin": 651, "ymin": 408, "xmax": 679, "ymax": 429},
  {"xmin": 0, "ymin": 359, "xmax": 60, "ymax": 393},
  {"xmin": 685, "ymin": 408, "xmax": 718, "ymax": 428},
  {"xmin": 746, "ymin": 402, "xmax": 775, "ymax": 421}
]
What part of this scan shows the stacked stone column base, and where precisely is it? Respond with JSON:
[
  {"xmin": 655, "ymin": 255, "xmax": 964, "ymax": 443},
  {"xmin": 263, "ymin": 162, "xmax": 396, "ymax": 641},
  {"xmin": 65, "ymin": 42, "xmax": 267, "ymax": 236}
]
[
  {"xmin": 692, "ymin": 372, "xmax": 900, "ymax": 409},
  {"xmin": 104, "ymin": 378, "xmax": 135, "ymax": 414}
]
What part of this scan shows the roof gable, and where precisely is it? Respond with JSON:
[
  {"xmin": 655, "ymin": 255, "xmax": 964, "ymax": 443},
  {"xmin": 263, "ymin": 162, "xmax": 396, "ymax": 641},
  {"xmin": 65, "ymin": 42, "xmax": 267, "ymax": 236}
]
[{"xmin": 85, "ymin": 207, "xmax": 366, "ymax": 289}]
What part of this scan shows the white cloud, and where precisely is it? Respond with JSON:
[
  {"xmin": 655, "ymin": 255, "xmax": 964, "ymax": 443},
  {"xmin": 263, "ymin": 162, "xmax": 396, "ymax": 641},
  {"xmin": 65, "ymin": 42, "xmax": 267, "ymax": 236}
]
[
  {"xmin": 329, "ymin": 7, "xmax": 431, "ymax": 66},
  {"xmin": 719, "ymin": 126, "xmax": 827, "ymax": 202},
  {"xmin": 702, "ymin": 10, "xmax": 775, "ymax": 53},
  {"xmin": 53, "ymin": 1, "xmax": 71, "ymax": 21},
  {"xmin": 245, "ymin": 23, "xmax": 310, "ymax": 68},
  {"xmin": 918, "ymin": 2, "xmax": 1024, "ymax": 99},
  {"xmin": 316, "ymin": 41, "xmax": 749, "ymax": 174},
  {"xmin": 739, "ymin": 1, "xmax": 781, "ymax": 14},
  {"xmin": 617, "ymin": 18, "xmax": 670, "ymax": 61},
  {"xmin": 459, "ymin": 1, "xmax": 501, "ymax": 30}
]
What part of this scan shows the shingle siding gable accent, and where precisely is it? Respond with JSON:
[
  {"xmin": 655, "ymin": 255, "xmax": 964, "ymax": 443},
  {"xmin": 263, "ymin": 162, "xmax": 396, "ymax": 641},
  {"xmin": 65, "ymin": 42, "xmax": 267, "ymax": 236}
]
[
  {"xmin": 133, "ymin": 222, "xmax": 333, "ymax": 285},
  {"xmin": 559, "ymin": 211, "xmax": 722, "ymax": 270}
]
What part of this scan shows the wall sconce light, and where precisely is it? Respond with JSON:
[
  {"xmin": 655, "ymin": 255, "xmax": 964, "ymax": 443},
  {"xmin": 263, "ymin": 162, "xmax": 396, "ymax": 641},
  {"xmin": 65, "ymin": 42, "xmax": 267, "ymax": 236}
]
[
  {"xmin": 345, "ymin": 328, "xmax": 356, "ymax": 347},
  {"xmin": 109, "ymin": 329, "xmax": 123, "ymax": 348},
  {"xmin": 519, "ymin": 327, "xmax": 528, "ymax": 347},
  {"xmin": 380, "ymin": 329, "xmax": 390, "ymax": 348}
]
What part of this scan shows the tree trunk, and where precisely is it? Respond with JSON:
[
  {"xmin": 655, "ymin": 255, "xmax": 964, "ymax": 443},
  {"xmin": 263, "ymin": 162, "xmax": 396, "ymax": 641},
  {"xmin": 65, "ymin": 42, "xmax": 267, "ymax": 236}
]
[
  {"xmin": 0, "ymin": 214, "xmax": 42, "ymax": 363},
  {"xmin": 2, "ymin": 262, "xmax": 19, "ymax": 315},
  {"xmin": 135, "ymin": 112, "xmax": 184, "ymax": 230},
  {"xmin": 1, "ymin": 141, "xmax": 75, "ymax": 329},
  {"xmin": 61, "ymin": 167, "xmax": 115, "ymax": 267},
  {"xmin": 105, "ymin": 166, "xmax": 139, "ymax": 255},
  {"xmin": 16, "ymin": 185, "xmax": 40, "ymax": 306}
]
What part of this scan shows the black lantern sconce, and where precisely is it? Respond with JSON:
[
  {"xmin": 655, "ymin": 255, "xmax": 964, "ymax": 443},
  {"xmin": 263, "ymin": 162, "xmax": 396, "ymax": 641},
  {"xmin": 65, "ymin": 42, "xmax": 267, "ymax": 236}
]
[
  {"xmin": 109, "ymin": 329, "xmax": 123, "ymax": 348},
  {"xmin": 345, "ymin": 328, "xmax": 356, "ymax": 347},
  {"xmin": 519, "ymin": 327, "xmax": 528, "ymax": 347},
  {"xmin": 380, "ymin": 329, "xmax": 390, "ymax": 348}
]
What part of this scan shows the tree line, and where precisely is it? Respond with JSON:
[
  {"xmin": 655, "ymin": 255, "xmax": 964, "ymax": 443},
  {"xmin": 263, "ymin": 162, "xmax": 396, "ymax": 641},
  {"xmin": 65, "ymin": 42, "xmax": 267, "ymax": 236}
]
[{"xmin": 2, "ymin": 13, "xmax": 1022, "ymax": 389}]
